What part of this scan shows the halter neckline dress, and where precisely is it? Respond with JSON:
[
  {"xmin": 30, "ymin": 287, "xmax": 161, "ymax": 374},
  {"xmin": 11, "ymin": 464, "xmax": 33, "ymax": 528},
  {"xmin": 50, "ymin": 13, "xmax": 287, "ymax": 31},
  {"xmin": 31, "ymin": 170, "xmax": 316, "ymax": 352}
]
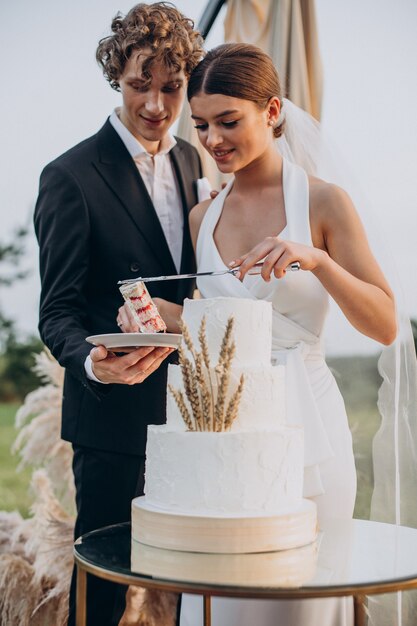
[{"xmin": 180, "ymin": 158, "xmax": 356, "ymax": 626}]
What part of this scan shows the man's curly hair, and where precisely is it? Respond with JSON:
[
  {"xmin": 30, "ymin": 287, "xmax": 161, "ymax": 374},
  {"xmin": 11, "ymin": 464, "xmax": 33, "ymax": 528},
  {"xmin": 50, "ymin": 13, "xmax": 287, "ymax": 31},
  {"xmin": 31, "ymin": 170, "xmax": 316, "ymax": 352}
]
[{"xmin": 96, "ymin": 2, "xmax": 204, "ymax": 91}]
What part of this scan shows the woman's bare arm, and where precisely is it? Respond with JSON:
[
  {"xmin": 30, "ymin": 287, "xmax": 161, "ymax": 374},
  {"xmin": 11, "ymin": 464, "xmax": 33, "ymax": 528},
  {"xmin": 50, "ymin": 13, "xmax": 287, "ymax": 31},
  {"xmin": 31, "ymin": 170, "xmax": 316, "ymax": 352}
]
[{"xmin": 233, "ymin": 182, "xmax": 396, "ymax": 345}]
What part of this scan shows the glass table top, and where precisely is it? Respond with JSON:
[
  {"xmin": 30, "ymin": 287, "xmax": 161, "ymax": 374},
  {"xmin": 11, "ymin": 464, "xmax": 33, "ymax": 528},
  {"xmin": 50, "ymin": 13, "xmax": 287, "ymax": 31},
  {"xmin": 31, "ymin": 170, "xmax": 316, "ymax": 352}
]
[{"xmin": 74, "ymin": 519, "xmax": 417, "ymax": 597}]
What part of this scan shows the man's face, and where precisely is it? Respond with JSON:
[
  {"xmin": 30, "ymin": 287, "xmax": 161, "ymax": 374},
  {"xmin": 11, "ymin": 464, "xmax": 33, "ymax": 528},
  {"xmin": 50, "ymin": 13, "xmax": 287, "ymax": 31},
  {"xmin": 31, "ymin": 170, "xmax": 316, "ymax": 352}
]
[{"xmin": 118, "ymin": 50, "xmax": 186, "ymax": 154}]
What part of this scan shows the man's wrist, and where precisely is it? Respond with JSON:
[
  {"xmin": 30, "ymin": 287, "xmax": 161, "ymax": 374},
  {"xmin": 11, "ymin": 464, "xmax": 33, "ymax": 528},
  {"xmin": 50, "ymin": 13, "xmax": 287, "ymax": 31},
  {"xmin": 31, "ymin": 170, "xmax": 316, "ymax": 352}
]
[{"xmin": 84, "ymin": 355, "xmax": 109, "ymax": 384}]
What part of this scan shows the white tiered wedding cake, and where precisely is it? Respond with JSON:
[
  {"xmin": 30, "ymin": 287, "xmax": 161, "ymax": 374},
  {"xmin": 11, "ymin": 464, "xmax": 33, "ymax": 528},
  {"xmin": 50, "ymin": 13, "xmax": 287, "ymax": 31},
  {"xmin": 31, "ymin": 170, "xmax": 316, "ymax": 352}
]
[{"xmin": 131, "ymin": 297, "xmax": 317, "ymax": 554}]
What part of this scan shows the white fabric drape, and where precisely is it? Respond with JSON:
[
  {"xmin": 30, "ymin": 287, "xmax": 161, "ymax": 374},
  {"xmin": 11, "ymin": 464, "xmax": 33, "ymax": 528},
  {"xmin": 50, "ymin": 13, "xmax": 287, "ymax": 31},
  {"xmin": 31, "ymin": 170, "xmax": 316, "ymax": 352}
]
[{"xmin": 224, "ymin": 0, "xmax": 323, "ymax": 119}]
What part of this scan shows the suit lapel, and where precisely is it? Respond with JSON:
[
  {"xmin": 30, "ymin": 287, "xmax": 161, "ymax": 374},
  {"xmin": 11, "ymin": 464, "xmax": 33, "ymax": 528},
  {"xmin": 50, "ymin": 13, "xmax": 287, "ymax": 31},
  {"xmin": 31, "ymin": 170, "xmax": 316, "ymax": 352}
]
[
  {"xmin": 94, "ymin": 120, "xmax": 176, "ymax": 274},
  {"xmin": 170, "ymin": 144, "xmax": 197, "ymax": 275},
  {"xmin": 170, "ymin": 143, "xmax": 197, "ymax": 215}
]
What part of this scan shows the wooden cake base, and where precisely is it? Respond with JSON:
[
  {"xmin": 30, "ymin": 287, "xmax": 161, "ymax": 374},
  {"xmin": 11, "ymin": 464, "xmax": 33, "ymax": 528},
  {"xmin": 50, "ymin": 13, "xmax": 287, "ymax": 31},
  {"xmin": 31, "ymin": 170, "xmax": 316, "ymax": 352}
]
[
  {"xmin": 131, "ymin": 537, "xmax": 318, "ymax": 586},
  {"xmin": 131, "ymin": 497, "xmax": 317, "ymax": 554}
]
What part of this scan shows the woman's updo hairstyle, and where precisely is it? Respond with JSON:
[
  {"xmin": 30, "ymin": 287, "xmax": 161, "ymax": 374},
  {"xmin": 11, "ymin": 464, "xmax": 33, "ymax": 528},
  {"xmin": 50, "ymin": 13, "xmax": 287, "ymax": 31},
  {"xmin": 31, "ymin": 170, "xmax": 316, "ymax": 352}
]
[{"xmin": 187, "ymin": 43, "xmax": 285, "ymax": 138}]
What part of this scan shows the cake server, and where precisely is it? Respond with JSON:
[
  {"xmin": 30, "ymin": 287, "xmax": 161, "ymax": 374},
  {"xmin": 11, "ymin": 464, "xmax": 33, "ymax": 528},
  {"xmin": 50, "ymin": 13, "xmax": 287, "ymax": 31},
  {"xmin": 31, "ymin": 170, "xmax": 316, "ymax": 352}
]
[{"xmin": 117, "ymin": 261, "xmax": 300, "ymax": 285}]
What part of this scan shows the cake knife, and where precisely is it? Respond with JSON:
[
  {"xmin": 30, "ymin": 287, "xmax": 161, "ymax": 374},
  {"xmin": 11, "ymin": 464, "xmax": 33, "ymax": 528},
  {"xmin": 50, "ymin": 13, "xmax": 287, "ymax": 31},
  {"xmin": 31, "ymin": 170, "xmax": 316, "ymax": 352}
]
[{"xmin": 117, "ymin": 261, "xmax": 301, "ymax": 285}]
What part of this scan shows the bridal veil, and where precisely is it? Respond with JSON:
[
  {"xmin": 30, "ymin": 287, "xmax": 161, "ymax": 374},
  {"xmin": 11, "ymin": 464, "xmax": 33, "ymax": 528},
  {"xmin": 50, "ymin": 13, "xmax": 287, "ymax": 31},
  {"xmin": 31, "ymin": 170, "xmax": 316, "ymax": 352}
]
[{"xmin": 278, "ymin": 97, "xmax": 417, "ymax": 625}]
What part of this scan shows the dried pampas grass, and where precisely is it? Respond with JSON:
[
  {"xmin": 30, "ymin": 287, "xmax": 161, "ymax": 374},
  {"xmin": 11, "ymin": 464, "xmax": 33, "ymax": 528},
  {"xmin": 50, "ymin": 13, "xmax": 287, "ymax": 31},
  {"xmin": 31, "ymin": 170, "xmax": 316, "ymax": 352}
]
[
  {"xmin": 119, "ymin": 587, "xmax": 179, "ymax": 626},
  {"xmin": 31, "ymin": 348, "xmax": 65, "ymax": 388},
  {"xmin": 0, "ymin": 470, "xmax": 73, "ymax": 626},
  {"xmin": 0, "ymin": 552, "xmax": 65, "ymax": 625},
  {"xmin": 0, "ymin": 349, "xmax": 72, "ymax": 626},
  {"xmin": 0, "ymin": 554, "xmax": 43, "ymax": 625},
  {"xmin": 0, "ymin": 511, "xmax": 24, "ymax": 556},
  {"xmin": 14, "ymin": 349, "xmax": 74, "ymax": 514},
  {"xmin": 0, "ymin": 347, "xmax": 182, "ymax": 626},
  {"xmin": 26, "ymin": 470, "xmax": 74, "ymax": 599}
]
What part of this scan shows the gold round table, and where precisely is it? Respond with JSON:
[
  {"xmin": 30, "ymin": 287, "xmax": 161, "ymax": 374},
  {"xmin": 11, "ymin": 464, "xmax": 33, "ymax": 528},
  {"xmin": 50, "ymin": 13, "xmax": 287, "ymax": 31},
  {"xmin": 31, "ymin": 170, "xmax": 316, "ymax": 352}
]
[{"xmin": 74, "ymin": 518, "xmax": 417, "ymax": 626}]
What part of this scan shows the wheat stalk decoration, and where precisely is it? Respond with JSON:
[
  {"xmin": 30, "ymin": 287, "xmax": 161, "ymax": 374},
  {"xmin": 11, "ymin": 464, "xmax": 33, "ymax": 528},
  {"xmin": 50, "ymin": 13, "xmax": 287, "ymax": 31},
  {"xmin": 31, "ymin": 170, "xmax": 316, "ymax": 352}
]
[
  {"xmin": 169, "ymin": 315, "xmax": 245, "ymax": 432},
  {"xmin": 195, "ymin": 352, "xmax": 213, "ymax": 430},
  {"xmin": 224, "ymin": 374, "xmax": 245, "ymax": 431},
  {"xmin": 179, "ymin": 319, "xmax": 197, "ymax": 359},
  {"xmin": 168, "ymin": 385, "xmax": 194, "ymax": 431},
  {"xmin": 198, "ymin": 316, "xmax": 211, "ymax": 369}
]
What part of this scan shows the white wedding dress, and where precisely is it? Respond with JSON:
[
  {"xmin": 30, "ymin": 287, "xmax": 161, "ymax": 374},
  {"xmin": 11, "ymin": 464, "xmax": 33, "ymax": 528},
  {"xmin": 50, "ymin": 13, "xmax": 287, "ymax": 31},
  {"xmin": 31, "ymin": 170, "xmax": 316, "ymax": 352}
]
[{"xmin": 179, "ymin": 158, "xmax": 357, "ymax": 626}]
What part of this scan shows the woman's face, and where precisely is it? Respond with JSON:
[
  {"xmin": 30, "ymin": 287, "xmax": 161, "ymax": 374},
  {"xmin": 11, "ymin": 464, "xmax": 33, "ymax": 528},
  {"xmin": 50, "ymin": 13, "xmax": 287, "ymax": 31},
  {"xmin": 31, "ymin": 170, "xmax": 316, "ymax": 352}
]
[{"xmin": 190, "ymin": 93, "xmax": 274, "ymax": 174}]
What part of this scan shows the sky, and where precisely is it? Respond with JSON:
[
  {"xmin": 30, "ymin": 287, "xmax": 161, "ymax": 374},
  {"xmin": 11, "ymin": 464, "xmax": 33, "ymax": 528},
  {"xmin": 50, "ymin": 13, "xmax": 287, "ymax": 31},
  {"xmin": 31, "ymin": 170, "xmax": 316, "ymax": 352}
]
[{"xmin": 1, "ymin": 0, "xmax": 416, "ymax": 354}]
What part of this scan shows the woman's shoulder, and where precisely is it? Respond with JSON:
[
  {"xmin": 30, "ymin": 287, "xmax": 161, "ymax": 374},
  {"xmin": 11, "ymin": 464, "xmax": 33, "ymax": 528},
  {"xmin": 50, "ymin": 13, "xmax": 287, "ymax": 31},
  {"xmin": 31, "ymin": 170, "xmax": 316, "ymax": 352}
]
[
  {"xmin": 307, "ymin": 176, "xmax": 364, "ymax": 248},
  {"xmin": 308, "ymin": 175, "xmax": 355, "ymax": 224},
  {"xmin": 308, "ymin": 175, "xmax": 350, "ymax": 200}
]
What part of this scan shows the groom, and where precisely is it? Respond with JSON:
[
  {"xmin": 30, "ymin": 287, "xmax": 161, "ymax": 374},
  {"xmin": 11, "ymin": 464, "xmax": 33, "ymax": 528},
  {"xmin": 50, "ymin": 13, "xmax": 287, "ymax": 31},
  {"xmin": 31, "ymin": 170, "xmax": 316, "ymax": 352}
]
[{"xmin": 34, "ymin": 3, "xmax": 204, "ymax": 624}]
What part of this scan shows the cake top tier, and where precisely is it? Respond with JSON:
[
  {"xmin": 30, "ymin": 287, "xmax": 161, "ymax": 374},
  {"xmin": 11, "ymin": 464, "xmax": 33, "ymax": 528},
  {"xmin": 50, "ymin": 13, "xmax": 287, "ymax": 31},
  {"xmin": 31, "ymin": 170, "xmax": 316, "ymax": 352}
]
[{"xmin": 182, "ymin": 297, "xmax": 272, "ymax": 366}]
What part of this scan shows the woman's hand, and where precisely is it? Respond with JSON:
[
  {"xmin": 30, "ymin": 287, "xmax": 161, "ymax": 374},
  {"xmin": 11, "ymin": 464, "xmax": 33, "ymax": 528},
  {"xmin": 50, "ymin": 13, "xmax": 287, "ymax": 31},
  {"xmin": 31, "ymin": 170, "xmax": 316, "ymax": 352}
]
[
  {"xmin": 229, "ymin": 236, "xmax": 328, "ymax": 282},
  {"xmin": 209, "ymin": 182, "xmax": 227, "ymax": 200}
]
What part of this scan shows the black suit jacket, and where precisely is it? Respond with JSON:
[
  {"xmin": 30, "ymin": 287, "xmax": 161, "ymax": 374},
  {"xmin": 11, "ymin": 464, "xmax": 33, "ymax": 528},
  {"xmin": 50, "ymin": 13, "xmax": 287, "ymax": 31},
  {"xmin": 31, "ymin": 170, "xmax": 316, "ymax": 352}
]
[{"xmin": 34, "ymin": 119, "xmax": 201, "ymax": 455}]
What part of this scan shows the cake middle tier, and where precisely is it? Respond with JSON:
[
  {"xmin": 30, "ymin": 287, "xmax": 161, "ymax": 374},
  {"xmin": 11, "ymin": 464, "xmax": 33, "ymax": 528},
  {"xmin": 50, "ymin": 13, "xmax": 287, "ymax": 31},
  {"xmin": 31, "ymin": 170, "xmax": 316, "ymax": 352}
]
[
  {"xmin": 144, "ymin": 425, "xmax": 304, "ymax": 516},
  {"xmin": 181, "ymin": 297, "xmax": 273, "ymax": 366},
  {"xmin": 166, "ymin": 363, "xmax": 285, "ymax": 431}
]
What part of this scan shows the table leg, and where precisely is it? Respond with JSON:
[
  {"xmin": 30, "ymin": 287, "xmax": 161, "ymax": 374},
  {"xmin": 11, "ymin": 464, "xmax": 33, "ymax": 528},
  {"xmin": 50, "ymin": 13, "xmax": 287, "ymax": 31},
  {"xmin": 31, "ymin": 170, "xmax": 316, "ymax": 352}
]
[
  {"xmin": 353, "ymin": 594, "xmax": 367, "ymax": 626},
  {"xmin": 76, "ymin": 566, "xmax": 87, "ymax": 626},
  {"xmin": 203, "ymin": 595, "xmax": 211, "ymax": 626}
]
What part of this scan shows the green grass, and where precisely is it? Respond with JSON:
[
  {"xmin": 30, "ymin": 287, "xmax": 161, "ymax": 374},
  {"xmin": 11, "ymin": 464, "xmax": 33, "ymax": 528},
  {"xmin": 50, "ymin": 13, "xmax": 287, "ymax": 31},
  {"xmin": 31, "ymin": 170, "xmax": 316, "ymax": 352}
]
[
  {"xmin": 0, "ymin": 402, "xmax": 32, "ymax": 517},
  {"xmin": 328, "ymin": 354, "xmax": 382, "ymax": 520},
  {"xmin": 348, "ymin": 406, "xmax": 380, "ymax": 519}
]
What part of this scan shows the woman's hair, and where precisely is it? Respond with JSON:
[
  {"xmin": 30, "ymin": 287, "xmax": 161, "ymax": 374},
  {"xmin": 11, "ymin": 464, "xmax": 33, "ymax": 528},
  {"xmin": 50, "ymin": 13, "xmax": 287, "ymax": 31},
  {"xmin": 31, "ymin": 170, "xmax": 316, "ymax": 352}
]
[
  {"xmin": 188, "ymin": 43, "xmax": 285, "ymax": 138},
  {"xmin": 96, "ymin": 2, "xmax": 204, "ymax": 91}
]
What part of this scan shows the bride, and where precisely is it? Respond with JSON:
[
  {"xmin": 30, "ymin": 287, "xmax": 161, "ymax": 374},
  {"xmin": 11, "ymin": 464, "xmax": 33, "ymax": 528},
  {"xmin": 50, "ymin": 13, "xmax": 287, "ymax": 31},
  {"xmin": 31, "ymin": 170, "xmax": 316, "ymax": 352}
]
[{"xmin": 119, "ymin": 43, "xmax": 397, "ymax": 626}]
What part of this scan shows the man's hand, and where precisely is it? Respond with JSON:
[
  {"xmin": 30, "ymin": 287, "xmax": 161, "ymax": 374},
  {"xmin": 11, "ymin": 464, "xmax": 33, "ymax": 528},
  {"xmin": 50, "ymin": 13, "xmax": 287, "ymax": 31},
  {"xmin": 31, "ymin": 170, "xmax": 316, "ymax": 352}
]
[
  {"xmin": 90, "ymin": 345, "xmax": 174, "ymax": 385},
  {"xmin": 117, "ymin": 302, "xmax": 140, "ymax": 333}
]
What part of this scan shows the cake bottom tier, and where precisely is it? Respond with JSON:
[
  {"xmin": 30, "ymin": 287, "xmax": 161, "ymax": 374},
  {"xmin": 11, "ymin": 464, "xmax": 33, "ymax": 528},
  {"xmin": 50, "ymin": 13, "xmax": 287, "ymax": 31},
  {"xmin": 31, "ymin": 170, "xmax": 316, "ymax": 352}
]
[
  {"xmin": 131, "ymin": 536, "xmax": 318, "ymax": 587},
  {"xmin": 144, "ymin": 425, "xmax": 304, "ymax": 516},
  {"xmin": 131, "ymin": 497, "xmax": 317, "ymax": 553}
]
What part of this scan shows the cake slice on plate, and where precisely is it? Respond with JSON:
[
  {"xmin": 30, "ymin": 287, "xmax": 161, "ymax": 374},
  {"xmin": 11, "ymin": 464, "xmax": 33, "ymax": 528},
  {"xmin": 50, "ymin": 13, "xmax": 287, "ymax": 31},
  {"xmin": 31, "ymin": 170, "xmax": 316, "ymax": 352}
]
[{"xmin": 119, "ymin": 281, "xmax": 166, "ymax": 333}]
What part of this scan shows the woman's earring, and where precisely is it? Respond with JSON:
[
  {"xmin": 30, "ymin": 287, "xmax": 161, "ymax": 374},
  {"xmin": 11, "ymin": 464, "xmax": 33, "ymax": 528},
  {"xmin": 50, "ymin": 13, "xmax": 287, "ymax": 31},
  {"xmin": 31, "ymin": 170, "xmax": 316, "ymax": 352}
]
[{"xmin": 268, "ymin": 119, "xmax": 274, "ymax": 126}]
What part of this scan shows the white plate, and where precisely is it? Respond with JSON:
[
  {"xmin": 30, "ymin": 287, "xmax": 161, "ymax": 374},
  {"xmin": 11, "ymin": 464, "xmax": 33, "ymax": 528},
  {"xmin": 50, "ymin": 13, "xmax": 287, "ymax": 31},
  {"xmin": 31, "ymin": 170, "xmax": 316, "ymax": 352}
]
[{"xmin": 86, "ymin": 332, "xmax": 182, "ymax": 350}]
